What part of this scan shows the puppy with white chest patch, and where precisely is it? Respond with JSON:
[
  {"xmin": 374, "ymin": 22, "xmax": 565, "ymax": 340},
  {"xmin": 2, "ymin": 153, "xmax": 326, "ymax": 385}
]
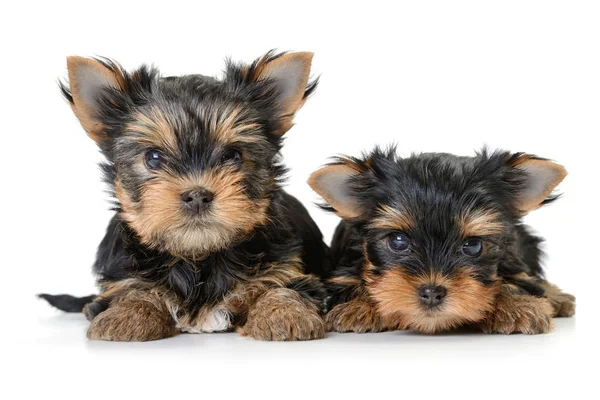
[{"xmin": 40, "ymin": 51, "xmax": 332, "ymax": 341}]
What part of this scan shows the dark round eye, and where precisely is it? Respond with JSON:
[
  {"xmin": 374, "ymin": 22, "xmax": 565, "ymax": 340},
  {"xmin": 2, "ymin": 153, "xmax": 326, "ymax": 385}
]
[
  {"xmin": 462, "ymin": 238, "xmax": 483, "ymax": 257},
  {"xmin": 387, "ymin": 232, "xmax": 410, "ymax": 252},
  {"xmin": 144, "ymin": 149, "xmax": 164, "ymax": 170},
  {"xmin": 221, "ymin": 149, "xmax": 242, "ymax": 167}
]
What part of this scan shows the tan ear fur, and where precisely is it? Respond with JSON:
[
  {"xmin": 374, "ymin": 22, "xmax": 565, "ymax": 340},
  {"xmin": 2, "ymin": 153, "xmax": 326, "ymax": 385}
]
[
  {"xmin": 66, "ymin": 56, "xmax": 126, "ymax": 143},
  {"xmin": 249, "ymin": 52, "xmax": 314, "ymax": 135},
  {"xmin": 308, "ymin": 163, "xmax": 362, "ymax": 219},
  {"xmin": 512, "ymin": 156, "xmax": 568, "ymax": 213}
]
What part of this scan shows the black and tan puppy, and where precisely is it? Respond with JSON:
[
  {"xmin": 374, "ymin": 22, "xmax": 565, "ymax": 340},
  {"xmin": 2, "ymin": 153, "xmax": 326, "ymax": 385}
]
[
  {"xmin": 39, "ymin": 51, "xmax": 331, "ymax": 341},
  {"xmin": 309, "ymin": 147, "xmax": 575, "ymax": 334}
]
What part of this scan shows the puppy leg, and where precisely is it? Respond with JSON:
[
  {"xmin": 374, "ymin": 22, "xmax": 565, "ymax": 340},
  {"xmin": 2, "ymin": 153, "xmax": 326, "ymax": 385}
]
[
  {"xmin": 238, "ymin": 288, "xmax": 325, "ymax": 341},
  {"xmin": 87, "ymin": 290, "xmax": 178, "ymax": 342},
  {"xmin": 539, "ymin": 280, "xmax": 576, "ymax": 317},
  {"xmin": 483, "ymin": 285, "xmax": 554, "ymax": 334},
  {"xmin": 326, "ymin": 296, "xmax": 398, "ymax": 333}
]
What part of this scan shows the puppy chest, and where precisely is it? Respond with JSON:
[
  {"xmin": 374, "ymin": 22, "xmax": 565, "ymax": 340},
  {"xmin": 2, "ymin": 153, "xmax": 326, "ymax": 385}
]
[{"xmin": 170, "ymin": 306, "xmax": 233, "ymax": 333}]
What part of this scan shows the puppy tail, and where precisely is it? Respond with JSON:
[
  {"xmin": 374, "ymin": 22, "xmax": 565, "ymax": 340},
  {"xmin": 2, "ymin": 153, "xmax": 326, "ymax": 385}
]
[{"xmin": 37, "ymin": 293, "xmax": 96, "ymax": 313}]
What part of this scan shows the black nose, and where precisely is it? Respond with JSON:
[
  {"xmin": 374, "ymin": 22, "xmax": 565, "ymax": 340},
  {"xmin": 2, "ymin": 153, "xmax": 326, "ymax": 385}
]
[
  {"xmin": 418, "ymin": 285, "xmax": 447, "ymax": 308},
  {"xmin": 180, "ymin": 188, "xmax": 214, "ymax": 213}
]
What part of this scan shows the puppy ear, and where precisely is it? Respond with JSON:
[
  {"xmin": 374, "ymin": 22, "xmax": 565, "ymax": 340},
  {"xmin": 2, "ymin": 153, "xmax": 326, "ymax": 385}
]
[
  {"xmin": 63, "ymin": 56, "xmax": 126, "ymax": 143},
  {"xmin": 247, "ymin": 51, "xmax": 316, "ymax": 136},
  {"xmin": 308, "ymin": 161, "xmax": 365, "ymax": 219},
  {"xmin": 507, "ymin": 154, "xmax": 568, "ymax": 214}
]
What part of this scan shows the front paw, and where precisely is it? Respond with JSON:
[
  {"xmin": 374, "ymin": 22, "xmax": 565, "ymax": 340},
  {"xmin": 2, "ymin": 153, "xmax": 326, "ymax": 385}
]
[
  {"xmin": 87, "ymin": 304, "xmax": 178, "ymax": 342},
  {"xmin": 540, "ymin": 280, "xmax": 576, "ymax": 317},
  {"xmin": 239, "ymin": 288, "xmax": 325, "ymax": 341},
  {"xmin": 326, "ymin": 298, "xmax": 393, "ymax": 333},
  {"xmin": 483, "ymin": 290, "xmax": 554, "ymax": 335}
]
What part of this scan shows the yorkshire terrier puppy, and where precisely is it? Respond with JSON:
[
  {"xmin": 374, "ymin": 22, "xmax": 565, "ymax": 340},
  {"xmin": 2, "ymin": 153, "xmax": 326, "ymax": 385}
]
[
  {"xmin": 309, "ymin": 147, "xmax": 575, "ymax": 334},
  {"xmin": 39, "ymin": 51, "xmax": 332, "ymax": 341}
]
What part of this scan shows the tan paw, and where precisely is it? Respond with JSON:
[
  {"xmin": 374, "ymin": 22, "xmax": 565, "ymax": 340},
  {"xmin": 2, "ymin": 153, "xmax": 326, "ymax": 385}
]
[
  {"xmin": 238, "ymin": 288, "xmax": 325, "ymax": 341},
  {"xmin": 484, "ymin": 289, "xmax": 554, "ymax": 334},
  {"xmin": 540, "ymin": 280, "xmax": 576, "ymax": 317},
  {"xmin": 326, "ymin": 298, "xmax": 395, "ymax": 333},
  {"xmin": 87, "ymin": 303, "xmax": 178, "ymax": 342}
]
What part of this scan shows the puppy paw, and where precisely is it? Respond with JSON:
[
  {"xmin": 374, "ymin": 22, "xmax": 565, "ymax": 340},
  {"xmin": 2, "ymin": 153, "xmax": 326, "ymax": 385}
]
[
  {"xmin": 540, "ymin": 280, "xmax": 576, "ymax": 317},
  {"xmin": 483, "ymin": 289, "xmax": 554, "ymax": 334},
  {"xmin": 326, "ymin": 298, "xmax": 394, "ymax": 333},
  {"xmin": 87, "ymin": 303, "xmax": 178, "ymax": 342},
  {"xmin": 238, "ymin": 288, "xmax": 325, "ymax": 341},
  {"xmin": 82, "ymin": 300, "xmax": 109, "ymax": 321}
]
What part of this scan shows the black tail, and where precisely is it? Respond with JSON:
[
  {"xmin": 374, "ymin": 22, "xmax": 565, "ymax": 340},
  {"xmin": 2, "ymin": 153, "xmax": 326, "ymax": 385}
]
[{"xmin": 38, "ymin": 293, "xmax": 96, "ymax": 313}]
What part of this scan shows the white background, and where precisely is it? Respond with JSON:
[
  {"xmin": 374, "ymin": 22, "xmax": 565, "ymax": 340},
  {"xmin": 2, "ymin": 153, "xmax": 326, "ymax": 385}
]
[{"xmin": 1, "ymin": 1, "xmax": 597, "ymax": 399}]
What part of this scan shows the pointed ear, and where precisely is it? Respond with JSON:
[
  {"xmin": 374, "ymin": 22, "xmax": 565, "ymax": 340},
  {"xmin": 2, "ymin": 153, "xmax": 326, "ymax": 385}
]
[
  {"xmin": 64, "ymin": 56, "xmax": 126, "ymax": 143},
  {"xmin": 508, "ymin": 154, "xmax": 568, "ymax": 214},
  {"xmin": 249, "ymin": 51, "xmax": 316, "ymax": 136},
  {"xmin": 308, "ymin": 162, "xmax": 364, "ymax": 219}
]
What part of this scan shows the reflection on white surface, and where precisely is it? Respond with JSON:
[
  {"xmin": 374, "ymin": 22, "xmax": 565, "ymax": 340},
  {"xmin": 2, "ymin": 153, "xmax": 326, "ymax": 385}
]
[
  {"xmin": 11, "ymin": 302, "xmax": 579, "ymax": 400},
  {"xmin": 28, "ymin": 300, "xmax": 576, "ymax": 358}
]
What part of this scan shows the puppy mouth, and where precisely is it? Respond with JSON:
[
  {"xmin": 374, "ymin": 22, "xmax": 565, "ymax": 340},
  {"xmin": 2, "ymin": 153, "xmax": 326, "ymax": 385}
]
[
  {"xmin": 420, "ymin": 307, "xmax": 445, "ymax": 315},
  {"xmin": 178, "ymin": 211, "xmax": 235, "ymax": 234},
  {"xmin": 182, "ymin": 213, "xmax": 216, "ymax": 228}
]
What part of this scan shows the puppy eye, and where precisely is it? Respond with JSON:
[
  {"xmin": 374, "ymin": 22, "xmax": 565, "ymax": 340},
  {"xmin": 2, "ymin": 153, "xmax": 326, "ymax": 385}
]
[
  {"xmin": 145, "ymin": 149, "xmax": 164, "ymax": 170},
  {"xmin": 221, "ymin": 149, "xmax": 242, "ymax": 167},
  {"xmin": 462, "ymin": 238, "xmax": 483, "ymax": 257},
  {"xmin": 387, "ymin": 232, "xmax": 410, "ymax": 252}
]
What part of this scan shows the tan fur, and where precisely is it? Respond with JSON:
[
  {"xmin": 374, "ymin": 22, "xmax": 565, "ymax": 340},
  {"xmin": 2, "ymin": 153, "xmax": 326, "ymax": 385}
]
[
  {"xmin": 115, "ymin": 166, "xmax": 269, "ymax": 258},
  {"xmin": 307, "ymin": 163, "xmax": 363, "ymax": 219},
  {"xmin": 242, "ymin": 52, "xmax": 313, "ymax": 136},
  {"xmin": 113, "ymin": 99, "xmax": 274, "ymax": 259},
  {"xmin": 84, "ymin": 257, "xmax": 320, "ymax": 341},
  {"xmin": 224, "ymin": 258, "xmax": 308, "ymax": 312},
  {"xmin": 126, "ymin": 107, "xmax": 180, "ymax": 153},
  {"xmin": 328, "ymin": 275, "xmax": 363, "ymax": 287},
  {"xmin": 326, "ymin": 294, "xmax": 402, "ymax": 333},
  {"xmin": 127, "ymin": 105, "xmax": 264, "ymax": 152},
  {"xmin": 508, "ymin": 273, "xmax": 576, "ymax": 318},
  {"xmin": 365, "ymin": 264, "xmax": 499, "ymax": 333},
  {"xmin": 458, "ymin": 209, "xmax": 504, "ymax": 237},
  {"xmin": 539, "ymin": 280, "xmax": 576, "ymax": 317},
  {"xmin": 168, "ymin": 257, "xmax": 310, "ymax": 332},
  {"xmin": 87, "ymin": 288, "xmax": 178, "ymax": 341},
  {"xmin": 507, "ymin": 154, "xmax": 568, "ymax": 213},
  {"xmin": 208, "ymin": 106, "xmax": 263, "ymax": 145},
  {"xmin": 66, "ymin": 57, "xmax": 126, "ymax": 143},
  {"xmin": 238, "ymin": 288, "xmax": 325, "ymax": 341},
  {"xmin": 83, "ymin": 278, "xmax": 153, "ymax": 321},
  {"xmin": 483, "ymin": 284, "xmax": 554, "ymax": 334},
  {"xmin": 369, "ymin": 205, "xmax": 415, "ymax": 232}
]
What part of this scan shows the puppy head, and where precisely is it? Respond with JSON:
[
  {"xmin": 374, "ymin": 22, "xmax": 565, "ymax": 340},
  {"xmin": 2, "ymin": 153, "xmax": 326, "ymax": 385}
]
[
  {"xmin": 63, "ymin": 51, "xmax": 316, "ymax": 258},
  {"xmin": 309, "ymin": 147, "xmax": 566, "ymax": 333}
]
